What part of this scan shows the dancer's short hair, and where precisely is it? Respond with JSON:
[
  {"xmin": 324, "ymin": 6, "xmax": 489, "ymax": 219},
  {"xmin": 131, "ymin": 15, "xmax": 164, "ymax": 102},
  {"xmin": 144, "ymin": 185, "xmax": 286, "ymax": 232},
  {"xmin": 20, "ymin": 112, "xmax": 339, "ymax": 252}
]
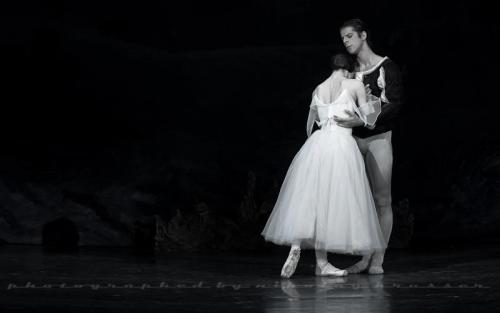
[{"xmin": 330, "ymin": 53, "xmax": 355, "ymax": 72}]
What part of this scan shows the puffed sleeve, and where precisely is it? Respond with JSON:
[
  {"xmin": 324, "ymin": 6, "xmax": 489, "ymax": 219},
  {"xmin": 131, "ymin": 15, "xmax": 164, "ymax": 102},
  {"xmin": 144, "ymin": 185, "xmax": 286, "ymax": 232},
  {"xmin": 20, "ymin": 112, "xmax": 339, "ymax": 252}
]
[
  {"xmin": 375, "ymin": 60, "xmax": 404, "ymax": 124},
  {"xmin": 353, "ymin": 94, "xmax": 382, "ymax": 127}
]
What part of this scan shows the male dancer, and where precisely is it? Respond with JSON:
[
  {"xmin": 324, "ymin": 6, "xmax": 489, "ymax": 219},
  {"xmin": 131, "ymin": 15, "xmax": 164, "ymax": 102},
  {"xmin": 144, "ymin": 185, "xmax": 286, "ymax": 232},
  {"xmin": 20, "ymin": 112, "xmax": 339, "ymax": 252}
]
[{"xmin": 335, "ymin": 18, "xmax": 404, "ymax": 274}]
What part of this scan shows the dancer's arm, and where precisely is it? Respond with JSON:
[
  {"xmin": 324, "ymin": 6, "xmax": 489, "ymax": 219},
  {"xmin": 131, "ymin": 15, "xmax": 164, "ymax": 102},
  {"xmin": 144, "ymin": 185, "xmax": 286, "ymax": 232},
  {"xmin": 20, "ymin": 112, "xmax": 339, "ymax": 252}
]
[
  {"xmin": 306, "ymin": 107, "xmax": 317, "ymax": 138},
  {"xmin": 306, "ymin": 88, "xmax": 319, "ymax": 137},
  {"xmin": 353, "ymin": 81, "xmax": 381, "ymax": 127},
  {"xmin": 333, "ymin": 81, "xmax": 365, "ymax": 128},
  {"xmin": 375, "ymin": 61, "xmax": 403, "ymax": 124},
  {"xmin": 354, "ymin": 80, "xmax": 368, "ymax": 107}
]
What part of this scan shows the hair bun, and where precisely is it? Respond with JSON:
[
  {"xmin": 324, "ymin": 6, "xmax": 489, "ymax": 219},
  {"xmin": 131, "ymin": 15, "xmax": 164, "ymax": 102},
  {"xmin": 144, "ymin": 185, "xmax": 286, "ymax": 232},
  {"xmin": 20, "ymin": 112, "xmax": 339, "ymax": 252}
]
[{"xmin": 330, "ymin": 53, "xmax": 355, "ymax": 72}]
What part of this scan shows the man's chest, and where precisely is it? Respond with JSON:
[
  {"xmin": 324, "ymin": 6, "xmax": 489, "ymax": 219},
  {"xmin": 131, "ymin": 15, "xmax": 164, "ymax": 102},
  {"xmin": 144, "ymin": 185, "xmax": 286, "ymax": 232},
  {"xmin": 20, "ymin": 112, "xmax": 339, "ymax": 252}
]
[{"xmin": 355, "ymin": 69, "xmax": 385, "ymax": 97}]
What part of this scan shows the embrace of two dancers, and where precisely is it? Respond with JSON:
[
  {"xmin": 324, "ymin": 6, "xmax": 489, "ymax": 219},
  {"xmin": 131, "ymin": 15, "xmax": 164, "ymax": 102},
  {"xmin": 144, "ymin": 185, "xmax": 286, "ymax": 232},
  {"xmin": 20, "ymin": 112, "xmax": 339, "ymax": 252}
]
[{"xmin": 261, "ymin": 18, "xmax": 404, "ymax": 278}]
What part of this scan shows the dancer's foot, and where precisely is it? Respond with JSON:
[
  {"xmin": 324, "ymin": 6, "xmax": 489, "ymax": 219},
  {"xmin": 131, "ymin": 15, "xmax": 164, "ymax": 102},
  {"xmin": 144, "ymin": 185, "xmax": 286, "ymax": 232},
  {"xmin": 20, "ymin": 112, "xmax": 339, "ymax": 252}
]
[
  {"xmin": 346, "ymin": 256, "xmax": 371, "ymax": 274},
  {"xmin": 368, "ymin": 265, "xmax": 384, "ymax": 275},
  {"xmin": 315, "ymin": 262, "xmax": 348, "ymax": 277},
  {"xmin": 280, "ymin": 280, "xmax": 300, "ymax": 298},
  {"xmin": 281, "ymin": 248, "xmax": 301, "ymax": 278},
  {"xmin": 368, "ymin": 251, "xmax": 385, "ymax": 275}
]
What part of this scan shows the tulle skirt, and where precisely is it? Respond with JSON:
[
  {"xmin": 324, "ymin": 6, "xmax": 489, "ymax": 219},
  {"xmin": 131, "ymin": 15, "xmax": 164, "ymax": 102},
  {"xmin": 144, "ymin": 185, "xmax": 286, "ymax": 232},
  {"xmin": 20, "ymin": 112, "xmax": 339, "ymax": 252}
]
[{"xmin": 260, "ymin": 127, "xmax": 387, "ymax": 255}]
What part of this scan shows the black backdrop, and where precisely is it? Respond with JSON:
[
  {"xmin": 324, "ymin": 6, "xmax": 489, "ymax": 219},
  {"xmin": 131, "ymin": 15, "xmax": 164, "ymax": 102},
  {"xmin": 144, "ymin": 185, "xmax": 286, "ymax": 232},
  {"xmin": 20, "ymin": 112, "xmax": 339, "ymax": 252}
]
[{"xmin": 1, "ymin": 0, "xmax": 499, "ymax": 250}]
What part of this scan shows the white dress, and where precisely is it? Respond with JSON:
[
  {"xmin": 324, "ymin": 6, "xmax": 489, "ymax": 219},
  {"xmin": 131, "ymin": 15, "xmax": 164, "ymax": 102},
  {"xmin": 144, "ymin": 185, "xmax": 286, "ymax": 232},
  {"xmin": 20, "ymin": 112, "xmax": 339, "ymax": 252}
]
[{"xmin": 260, "ymin": 84, "xmax": 387, "ymax": 255}]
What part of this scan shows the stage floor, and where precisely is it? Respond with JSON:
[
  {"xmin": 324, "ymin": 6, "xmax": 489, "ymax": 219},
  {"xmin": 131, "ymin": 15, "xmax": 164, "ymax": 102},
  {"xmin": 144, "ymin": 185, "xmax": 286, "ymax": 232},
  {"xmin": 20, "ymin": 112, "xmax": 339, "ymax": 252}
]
[{"xmin": 1, "ymin": 244, "xmax": 498, "ymax": 312}]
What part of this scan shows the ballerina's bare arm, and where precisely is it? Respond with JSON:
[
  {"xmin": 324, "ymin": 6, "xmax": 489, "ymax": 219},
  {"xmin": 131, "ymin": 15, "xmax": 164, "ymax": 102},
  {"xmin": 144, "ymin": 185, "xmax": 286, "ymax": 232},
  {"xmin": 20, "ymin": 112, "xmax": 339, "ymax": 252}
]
[
  {"xmin": 333, "ymin": 80, "xmax": 365, "ymax": 128},
  {"xmin": 306, "ymin": 87, "xmax": 320, "ymax": 137},
  {"xmin": 351, "ymin": 80, "xmax": 382, "ymax": 127},
  {"xmin": 334, "ymin": 80, "xmax": 381, "ymax": 129}
]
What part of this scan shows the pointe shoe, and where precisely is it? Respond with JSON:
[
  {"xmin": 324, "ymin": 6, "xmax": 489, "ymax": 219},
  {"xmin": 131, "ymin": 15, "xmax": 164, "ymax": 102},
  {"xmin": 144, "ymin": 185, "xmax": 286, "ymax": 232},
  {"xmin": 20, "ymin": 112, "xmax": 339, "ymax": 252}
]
[
  {"xmin": 281, "ymin": 248, "xmax": 301, "ymax": 278},
  {"xmin": 315, "ymin": 262, "xmax": 348, "ymax": 277}
]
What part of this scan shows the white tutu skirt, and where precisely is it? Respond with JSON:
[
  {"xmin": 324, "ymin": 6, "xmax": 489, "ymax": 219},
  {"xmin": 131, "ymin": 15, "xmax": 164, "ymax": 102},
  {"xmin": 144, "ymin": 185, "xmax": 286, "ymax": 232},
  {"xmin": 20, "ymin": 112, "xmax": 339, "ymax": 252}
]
[{"xmin": 261, "ymin": 127, "xmax": 387, "ymax": 255}]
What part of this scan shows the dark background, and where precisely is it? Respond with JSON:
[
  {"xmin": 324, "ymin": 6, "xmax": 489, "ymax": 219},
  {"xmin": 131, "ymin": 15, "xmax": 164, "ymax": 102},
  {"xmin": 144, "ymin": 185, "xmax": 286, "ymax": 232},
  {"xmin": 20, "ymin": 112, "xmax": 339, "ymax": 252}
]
[{"xmin": 1, "ymin": 0, "xmax": 499, "ymax": 251}]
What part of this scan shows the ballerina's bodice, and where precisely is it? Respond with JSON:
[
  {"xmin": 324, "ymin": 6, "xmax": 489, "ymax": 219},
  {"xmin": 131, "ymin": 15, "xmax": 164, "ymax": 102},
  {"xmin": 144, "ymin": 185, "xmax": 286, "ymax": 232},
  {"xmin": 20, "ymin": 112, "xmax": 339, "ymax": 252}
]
[{"xmin": 310, "ymin": 89, "xmax": 355, "ymax": 135}]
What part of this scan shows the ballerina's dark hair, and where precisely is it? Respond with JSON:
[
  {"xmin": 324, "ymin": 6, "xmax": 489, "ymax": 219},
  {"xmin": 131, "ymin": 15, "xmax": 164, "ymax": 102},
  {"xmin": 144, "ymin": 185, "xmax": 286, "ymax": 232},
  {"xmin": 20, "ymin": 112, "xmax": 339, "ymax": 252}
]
[{"xmin": 330, "ymin": 53, "xmax": 355, "ymax": 72}]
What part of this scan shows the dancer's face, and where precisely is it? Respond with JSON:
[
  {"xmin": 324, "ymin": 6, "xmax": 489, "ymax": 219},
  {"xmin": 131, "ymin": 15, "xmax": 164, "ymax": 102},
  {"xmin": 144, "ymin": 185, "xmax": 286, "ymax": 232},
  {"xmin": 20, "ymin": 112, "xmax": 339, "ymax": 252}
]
[{"xmin": 340, "ymin": 26, "xmax": 365, "ymax": 55}]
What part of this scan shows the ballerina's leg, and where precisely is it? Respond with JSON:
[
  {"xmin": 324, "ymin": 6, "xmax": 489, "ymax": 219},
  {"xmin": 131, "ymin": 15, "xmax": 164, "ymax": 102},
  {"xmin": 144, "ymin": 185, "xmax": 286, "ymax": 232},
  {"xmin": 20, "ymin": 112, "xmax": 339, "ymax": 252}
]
[
  {"xmin": 315, "ymin": 248, "xmax": 328, "ymax": 267},
  {"xmin": 281, "ymin": 240, "xmax": 301, "ymax": 278},
  {"xmin": 315, "ymin": 248, "xmax": 348, "ymax": 276}
]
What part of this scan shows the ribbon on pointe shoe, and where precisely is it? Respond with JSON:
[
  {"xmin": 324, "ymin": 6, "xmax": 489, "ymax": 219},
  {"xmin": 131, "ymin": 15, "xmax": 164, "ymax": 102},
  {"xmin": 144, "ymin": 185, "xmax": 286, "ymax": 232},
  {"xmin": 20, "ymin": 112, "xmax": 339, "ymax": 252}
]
[{"xmin": 281, "ymin": 248, "xmax": 301, "ymax": 278}]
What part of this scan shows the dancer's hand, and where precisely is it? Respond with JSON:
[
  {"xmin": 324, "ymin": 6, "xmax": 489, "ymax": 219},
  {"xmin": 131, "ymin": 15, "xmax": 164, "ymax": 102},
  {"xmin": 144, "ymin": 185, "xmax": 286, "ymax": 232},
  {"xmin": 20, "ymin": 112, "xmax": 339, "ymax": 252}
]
[
  {"xmin": 365, "ymin": 84, "xmax": 372, "ymax": 96},
  {"xmin": 334, "ymin": 111, "xmax": 364, "ymax": 128}
]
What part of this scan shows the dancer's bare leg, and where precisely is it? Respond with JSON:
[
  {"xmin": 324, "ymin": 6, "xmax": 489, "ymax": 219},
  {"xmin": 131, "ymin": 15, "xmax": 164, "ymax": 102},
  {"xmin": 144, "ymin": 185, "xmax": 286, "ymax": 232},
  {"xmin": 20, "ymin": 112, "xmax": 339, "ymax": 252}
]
[
  {"xmin": 346, "ymin": 136, "xmax": 373, "ymax": 274},
  {"xmin": 346, "ymin": 254, "xmax": 372, "ymax": 274},
  {"xmin": 348, "ymin": 132, "xmax": 393, "ymax": 274},
  {"xmin": 315, "ymin": 249, "xmax": 328, "ymax": 267},
  {"xmin": 369, "ymin": 201, "xmax": 393, "ymax": 274},
  {"xmin": 364, "ymin": 132, "xmax": 393, "ymax": 274}
]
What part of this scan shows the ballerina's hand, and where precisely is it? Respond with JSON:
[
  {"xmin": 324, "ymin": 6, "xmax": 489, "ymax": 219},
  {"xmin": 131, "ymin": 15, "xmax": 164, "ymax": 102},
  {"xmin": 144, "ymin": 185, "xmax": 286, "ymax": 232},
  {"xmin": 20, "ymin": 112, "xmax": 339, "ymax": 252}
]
[
  {"xmin": 365, "ymin": 84, "xmax": 372, "ymax": 97},
  {"xmin": 333, "ymin": 110, "xmax": 364, "ymax": 128}
]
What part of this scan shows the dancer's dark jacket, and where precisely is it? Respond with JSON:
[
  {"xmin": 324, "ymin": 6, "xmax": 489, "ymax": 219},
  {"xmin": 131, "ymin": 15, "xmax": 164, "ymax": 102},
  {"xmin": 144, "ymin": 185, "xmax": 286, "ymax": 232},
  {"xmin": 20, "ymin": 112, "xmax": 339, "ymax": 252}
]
[{"xmin": 353, "ymin": 58, "xmax": 403, "ymax": 138}]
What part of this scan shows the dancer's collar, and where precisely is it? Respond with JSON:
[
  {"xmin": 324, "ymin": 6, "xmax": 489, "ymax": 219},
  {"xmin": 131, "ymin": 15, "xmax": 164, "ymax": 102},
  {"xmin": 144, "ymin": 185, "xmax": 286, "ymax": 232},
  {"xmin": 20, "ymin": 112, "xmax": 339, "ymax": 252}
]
[{"xmin": 357, "ymin": 56, "xmax": 388, "ymax": 75}]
